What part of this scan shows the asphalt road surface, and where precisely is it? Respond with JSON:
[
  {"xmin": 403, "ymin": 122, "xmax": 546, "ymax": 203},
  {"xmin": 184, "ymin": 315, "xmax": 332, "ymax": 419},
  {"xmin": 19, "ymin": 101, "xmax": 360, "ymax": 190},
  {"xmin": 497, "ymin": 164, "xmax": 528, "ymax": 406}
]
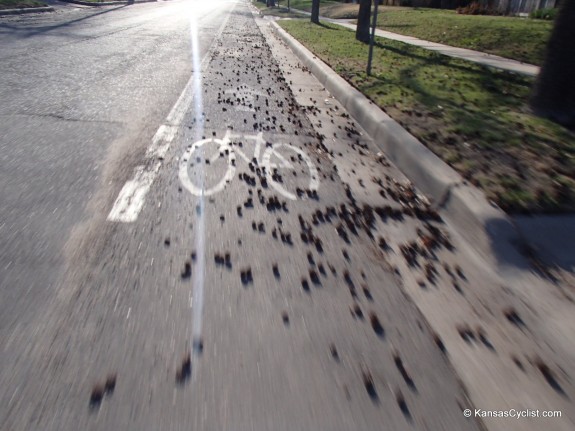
[{"xmin": 0, "ymin": 1, "xmax": 490, "ymax": 430}]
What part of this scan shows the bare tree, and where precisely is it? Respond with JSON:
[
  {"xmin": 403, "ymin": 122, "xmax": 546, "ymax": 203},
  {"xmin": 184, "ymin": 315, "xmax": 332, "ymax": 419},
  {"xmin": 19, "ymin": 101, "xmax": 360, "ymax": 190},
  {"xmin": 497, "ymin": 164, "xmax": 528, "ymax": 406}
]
[
  {"xmin": 531, "ymin": 0, "xmax": 575, "ymax": 130},
  {"xmin": 356, "ymin": 0, "xmax": 371, "ymax": 43},
  {"xmin": 311, "ymin": 0, "xmax": 320, "ymax": 24}
]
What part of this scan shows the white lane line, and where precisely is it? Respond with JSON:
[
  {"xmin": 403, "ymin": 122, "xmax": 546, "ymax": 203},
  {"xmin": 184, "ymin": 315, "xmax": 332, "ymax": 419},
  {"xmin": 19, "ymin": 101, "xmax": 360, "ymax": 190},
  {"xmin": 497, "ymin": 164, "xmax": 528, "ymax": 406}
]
[
  {"xmin": 107, "ymin": 134, "xmax": 178, "ymax": 222},
  {"xmin": 107, "ymin": 9, "xmax": 227, "ymax": 223},
  {"xmin": 107, "ymin": 162, "xmax": 162, "ymax": 223},
  {"xmin": 146, "ymin": 124, "xmax": 179, "ymax": 160}
]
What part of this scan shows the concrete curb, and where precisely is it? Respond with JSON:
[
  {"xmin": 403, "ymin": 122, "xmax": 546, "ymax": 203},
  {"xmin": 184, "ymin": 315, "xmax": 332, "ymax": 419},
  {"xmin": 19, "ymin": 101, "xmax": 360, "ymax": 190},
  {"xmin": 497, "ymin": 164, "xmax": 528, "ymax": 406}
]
[
  {"xmin": 0, "ymin": 6, "xmax": 53, "ymax": 15},
  {"xmin": 271, "ymin": 21, "xmax": 527, "ymax": 270},
  {"xmin": 59, "ymin": 0, "xmax": 156, "ymax": 6}
]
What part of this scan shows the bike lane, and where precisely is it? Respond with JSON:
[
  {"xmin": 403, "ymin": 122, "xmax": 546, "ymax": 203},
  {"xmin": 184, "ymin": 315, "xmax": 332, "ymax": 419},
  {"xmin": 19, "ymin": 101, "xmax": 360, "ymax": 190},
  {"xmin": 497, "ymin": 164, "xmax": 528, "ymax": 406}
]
[{"xmin": 24, "ymin": 2, "xmax": 483, "ymax": 430}]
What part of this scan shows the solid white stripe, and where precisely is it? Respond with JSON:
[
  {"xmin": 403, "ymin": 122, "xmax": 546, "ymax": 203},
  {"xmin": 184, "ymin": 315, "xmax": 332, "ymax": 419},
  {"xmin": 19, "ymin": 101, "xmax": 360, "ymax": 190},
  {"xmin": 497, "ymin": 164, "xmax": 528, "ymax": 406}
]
[
  {"xmin": 106, "ymin": 162, "xmax": 161, "ymax": 223},
  {"xmin": 107, "ymin": 6, "xmax": 229, "ymax": 223}
]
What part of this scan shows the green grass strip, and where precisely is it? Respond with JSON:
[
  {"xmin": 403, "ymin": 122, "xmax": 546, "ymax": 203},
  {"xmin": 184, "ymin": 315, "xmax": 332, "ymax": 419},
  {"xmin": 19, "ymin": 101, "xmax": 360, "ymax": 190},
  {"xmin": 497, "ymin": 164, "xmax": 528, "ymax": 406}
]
[
  {"xmin": 0, "ymin": 0, "xmax": 46, "ymax": 9},
  {"xmin": 279, "ymin": 19, "xmax": 574, "ymax": 213},
  {"xmin": 376, "ymin": 8, "xmax": 552, "ymax": 66}
]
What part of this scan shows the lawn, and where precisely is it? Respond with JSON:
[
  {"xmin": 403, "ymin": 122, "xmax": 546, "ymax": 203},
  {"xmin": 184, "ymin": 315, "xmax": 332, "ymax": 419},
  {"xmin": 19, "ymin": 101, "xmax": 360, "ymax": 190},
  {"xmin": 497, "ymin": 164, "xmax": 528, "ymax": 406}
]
[
  {"xmin": 282, "ymin": 0, "xmax": 386, "ymax": 18},
  {"xmin": 0, "ymin": 0, "xmax": 46, "ymax": 8},
  {"xmin": 253, "ymin": 1, "xmax": 308, "ymax": 18},
  {"xmin": 282, "ymin": 0, "xmax": 341, "ymax": 10},
  {"xmin": 254, "ymin": 0, "xmax": 341, "ymax": 15},
  {"xmin": 375, "ymin": 7, "xmax": 552, "ymax": 66},
  {"xmin": 280, "ymin": 1, "xmax": 552, "ymax": 66},
  {"xmin": 278, "ymin": 20, "xmax": 575, "ymax": 214}
]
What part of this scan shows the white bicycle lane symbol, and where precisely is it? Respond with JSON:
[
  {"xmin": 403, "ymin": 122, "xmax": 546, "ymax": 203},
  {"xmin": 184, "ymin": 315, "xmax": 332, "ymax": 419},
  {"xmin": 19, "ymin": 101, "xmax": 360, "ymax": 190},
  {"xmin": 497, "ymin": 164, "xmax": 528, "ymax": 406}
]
[{"xmin": 179, "ymin": 131, "xmax": 320, "ymax": 200}]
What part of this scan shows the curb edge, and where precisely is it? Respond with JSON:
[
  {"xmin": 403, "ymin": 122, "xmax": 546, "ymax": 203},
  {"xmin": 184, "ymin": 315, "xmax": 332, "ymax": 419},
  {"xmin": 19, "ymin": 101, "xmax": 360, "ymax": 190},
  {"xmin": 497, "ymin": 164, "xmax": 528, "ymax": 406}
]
[
  {"xmin": 0, "ymin": 6, "xmax": 53, "ymax": 15},
  {"xmin": 270, "ymin": 20, "xmax": 527, "ymax": 270}
]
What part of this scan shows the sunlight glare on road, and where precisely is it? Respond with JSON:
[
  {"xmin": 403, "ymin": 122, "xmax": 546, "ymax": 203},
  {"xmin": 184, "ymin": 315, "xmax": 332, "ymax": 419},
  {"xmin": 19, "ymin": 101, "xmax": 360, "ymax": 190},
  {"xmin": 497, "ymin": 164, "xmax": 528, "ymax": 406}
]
[{"xmin": 187, "ymin": 0, "xmax": 210, "ymax": 381}]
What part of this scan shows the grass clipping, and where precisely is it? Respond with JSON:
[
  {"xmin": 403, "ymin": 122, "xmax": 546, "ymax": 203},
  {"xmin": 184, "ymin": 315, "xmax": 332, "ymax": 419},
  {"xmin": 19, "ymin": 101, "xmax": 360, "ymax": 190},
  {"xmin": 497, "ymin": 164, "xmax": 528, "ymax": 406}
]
[{"xmin": 279, "ymin": 20, "xmax": 575, "ymax": 214}]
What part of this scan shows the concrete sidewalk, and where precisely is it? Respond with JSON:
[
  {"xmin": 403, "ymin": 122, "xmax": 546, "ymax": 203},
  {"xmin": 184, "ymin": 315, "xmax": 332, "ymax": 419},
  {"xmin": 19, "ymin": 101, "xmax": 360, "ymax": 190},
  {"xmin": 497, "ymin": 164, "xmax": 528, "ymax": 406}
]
[{"xmin": 290, "ymin": 8, "xmax": 539, "ymax": 77}]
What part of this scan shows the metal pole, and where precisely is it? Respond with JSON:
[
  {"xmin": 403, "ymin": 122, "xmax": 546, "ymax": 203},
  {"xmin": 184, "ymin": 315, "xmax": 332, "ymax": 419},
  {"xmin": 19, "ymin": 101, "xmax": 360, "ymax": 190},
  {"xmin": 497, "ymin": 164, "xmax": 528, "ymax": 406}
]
[{"xmin": 366, "ymin": 0, "xmax": 380, "ymax": 76}]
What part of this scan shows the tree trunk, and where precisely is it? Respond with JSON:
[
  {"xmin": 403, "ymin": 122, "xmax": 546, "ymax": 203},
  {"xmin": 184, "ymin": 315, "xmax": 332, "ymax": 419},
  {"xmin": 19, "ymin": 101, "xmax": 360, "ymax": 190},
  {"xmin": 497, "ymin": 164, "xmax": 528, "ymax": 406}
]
[
  {"xmin": 311, "ymin": 0, "xmax": 320, "ymax": 23},
  {"xmin": 356, "ymin": 0, "xmax": 371, "ymax": 43},
  {"xmin": 531, "ymin": 0, "xmax": 575, "ymax": 130}
]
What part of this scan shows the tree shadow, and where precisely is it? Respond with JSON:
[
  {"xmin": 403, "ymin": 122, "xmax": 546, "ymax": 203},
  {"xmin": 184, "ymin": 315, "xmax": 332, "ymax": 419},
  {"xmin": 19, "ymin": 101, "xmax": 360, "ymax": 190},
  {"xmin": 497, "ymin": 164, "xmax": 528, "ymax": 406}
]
[
  {"xmin": 315, "ymin": 21, "xmax": 338, "ymax": 30},
  {"xmin": 323, "ymin": 24, "xmax": 575, "ymax": 272},
  {"xmin": 360, "ymin": 35, "xmax": 574, "ymax": 212},
  {"xmin": 513, "ymin": 215, "xmax": 575, "ymax": 276},
  {"xmin": 374, "ymin": 39, "xmax": 530, "ymax": 86},
  {"xmin": 381, "ymin": 24, "xmax": 415, "ymax": 29}
]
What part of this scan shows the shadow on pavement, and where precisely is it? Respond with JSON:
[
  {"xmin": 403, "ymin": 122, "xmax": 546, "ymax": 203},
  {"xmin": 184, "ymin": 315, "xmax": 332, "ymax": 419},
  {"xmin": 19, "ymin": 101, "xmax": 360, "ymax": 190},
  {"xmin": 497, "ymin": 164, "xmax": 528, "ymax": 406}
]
[
  {"xmin": 482, "ymin": 215, "xmax": 575, "ymax": 284},
  {"xmin": 484, "ymin": 217, "xmax": 531, "ymax": 270},
  {"xmin": 513, "ymin": 215, "xmax": 575, "ymax": 274}
]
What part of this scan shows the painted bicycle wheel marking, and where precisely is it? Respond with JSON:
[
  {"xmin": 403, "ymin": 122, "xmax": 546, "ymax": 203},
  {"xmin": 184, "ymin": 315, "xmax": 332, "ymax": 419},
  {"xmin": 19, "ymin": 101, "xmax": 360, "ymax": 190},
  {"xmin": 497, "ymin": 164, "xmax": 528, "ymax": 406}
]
[
  {"xmin": 262, "ymin": 143, "xmax": 319, "ymax": 201},
  {"xmin": 179, "ymin": 136, "xmax": 236, "ymax": 197},
  {"xmin": 179, "ymin": 132, "xmax": 319, "ymax": 200}
]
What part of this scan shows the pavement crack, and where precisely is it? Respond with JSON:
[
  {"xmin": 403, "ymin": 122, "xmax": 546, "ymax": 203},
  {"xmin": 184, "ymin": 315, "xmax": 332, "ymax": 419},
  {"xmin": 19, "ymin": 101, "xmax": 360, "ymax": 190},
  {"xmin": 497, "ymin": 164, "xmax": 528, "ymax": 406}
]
[{"xmin": 11, "ymin": 112, "xmax": 125, "ymax": 125}]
